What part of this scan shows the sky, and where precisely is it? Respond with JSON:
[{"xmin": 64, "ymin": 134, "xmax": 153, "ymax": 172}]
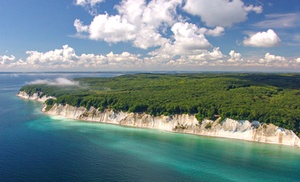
[{"xmin": 0, "ymin": 0, "xmax": 300, "ymax": 72}]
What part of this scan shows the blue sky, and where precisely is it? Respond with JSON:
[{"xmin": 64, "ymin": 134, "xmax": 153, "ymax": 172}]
[{"xmin": 0, "ymin": 0, "xmax": 300, "ymax": 71}]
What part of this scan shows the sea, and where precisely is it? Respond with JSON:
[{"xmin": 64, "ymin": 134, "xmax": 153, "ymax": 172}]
[{"xmin": 0, "ymin": 72, "xmax": 300, "ymax": 182}]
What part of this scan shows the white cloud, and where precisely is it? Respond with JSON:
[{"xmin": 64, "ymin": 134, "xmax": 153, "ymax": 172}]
[
  {"xmin": 149, "ymin": 22, "xmax": 212, "ymax": 57},
  {"xmin": 88, "ymin": 14, "xmax": 136, "ymax": 42},
  {"xmin": 7, "ymin": 0, "xmax": 300, "ymax": 71},
  {"xmin": 2, "ymin": 45, "xmax": 300, "ymax": 70},
  {"xmin": 0, "ymin": 55, "xmax": 15, "ymax": 65},
  {"xmin": 27, "ymin": 78, "xmax": 79, "ymax": 86},
  {"xmin": 259, "ymin": 53, "xmax": 286, "ymax": 65},
  {"xmin": 114, "ymin": 0, "xmax": 172, "ymax": 48},
  {"xmin": 198, "ymin": 26, "xmax": 225, "ymax": 37},
  {"xmin": 254, "ymin": 53, "xmax": 297, "ymax": 68},
  {"xmin": 228, "ymin": 50, "xmax": 243, "ymax": 63},
  {"xmin": 75, "ymin": 0, "xmax": 105, "ymax": 15},
  {"xmin": 133, "ymin": 24, "xmax": 170, "ymax": 49},
  {"xmin": 244, "ymin": 5, "xmax": 263, "ymax": 14},
  {"xmin": 243, "ymin": 29, "xmax": 281, "ymax": 47},
  {"xmin": 171, "ymin": 22, "xmax": 212, "ymax": 50},
  {"xmin": 186, "ymin": 47, "xmax": 224, "ymax": 62},
  {"xmin": 159, "ymin": 48, "xmax": 223, "ymax": 67},
  {"xmin": 11, "ymin": 45, "xmax": 142, "ymax": 69},
  {"xmin": 166, "ymin": 51, "xmax": 300, "ymax": 69},
  {"xmin": 251, "ymin": 14, "xmax": 300, "ymax": 47},
  {"xmin": 253, "ymin": 13, "xmax": 300, "ymax": 29},
  {"xmin": 142, "ymin": 0, "xmax": 182, "ymax": 28},
  {"xmin": 13, "ymin": 59, "xmax": 28, "ymax": 67},
  {"xmin": 183, "ymin": 0, "xmax": 262, "ymax": 27},
  {"xmin": 115, "ymin": 0, "xmax": 145, "ymax": 25},
  {"xmin": 26, "ymin": 45, "xmax": 77, "ymax": 66},
  {"xmin": 75, "ymin": 0, "xmax": 104, "ymax": 7},
  {"xmin": 148, "ymin": 47, "xmax": 224, "ymax": 67},
  {"xmin": 74, "ymin": 0, "xmax": 182, "ymax": 49},
  {"xmin": 74, "ymin": 19, "xmax": 89, "ymax": 33},
  {"xmin": 105, "ymin": 51, "xmax": 141, "ymax": 66}
]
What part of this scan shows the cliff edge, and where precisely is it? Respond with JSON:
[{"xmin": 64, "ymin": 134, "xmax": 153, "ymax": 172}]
[{"xmin": 17, "ymin": 91, "xmax": 300, "ymax": 147}]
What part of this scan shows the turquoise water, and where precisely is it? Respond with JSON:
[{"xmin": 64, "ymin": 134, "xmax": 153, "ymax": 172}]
[{"xmin": 1, "ymin": 73, "xmax": 300, "ymax": 181}]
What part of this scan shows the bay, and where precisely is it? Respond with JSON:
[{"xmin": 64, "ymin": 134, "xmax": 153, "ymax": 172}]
[{"xmin": 0, "ymin": 72, "xmax": 299, "ymax": 182}]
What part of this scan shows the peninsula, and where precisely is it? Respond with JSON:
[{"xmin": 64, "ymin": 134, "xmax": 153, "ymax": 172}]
[{"xmin": 18, "ymin": 73, "xmax": 300, "ymax": 147}]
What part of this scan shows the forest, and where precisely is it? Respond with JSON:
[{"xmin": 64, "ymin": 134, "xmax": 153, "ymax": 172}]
[{"xmin": 20, "ymin": 73, "xmax": 300, "ymax": 135}]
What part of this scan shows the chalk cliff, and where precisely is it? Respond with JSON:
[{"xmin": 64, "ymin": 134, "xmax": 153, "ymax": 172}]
[
  {"xmin": 17, "ymin": 91, "xmax": 300, "ymax": 147},
  {"xmin": 17, "ymin": 91, "xmax": 56, "ymax": 102}
]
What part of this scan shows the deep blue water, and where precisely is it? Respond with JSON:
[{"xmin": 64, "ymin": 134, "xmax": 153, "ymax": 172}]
[{"xmin": 0, "ymin": 73, "xmax": 300, "ymax": 182}]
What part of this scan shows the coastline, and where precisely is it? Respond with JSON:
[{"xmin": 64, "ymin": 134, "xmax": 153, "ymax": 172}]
[{"xmin": 17, "ymin": 91, "xmax": 300, "ymax": 148}]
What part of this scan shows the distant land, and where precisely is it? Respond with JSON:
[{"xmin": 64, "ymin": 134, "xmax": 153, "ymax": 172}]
[{"xmin": 18, "ymin": 73, "xmax": 300, "ymax": 147}]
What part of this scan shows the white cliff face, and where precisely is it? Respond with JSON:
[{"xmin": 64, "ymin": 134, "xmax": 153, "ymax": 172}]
[
  {"xmin": 44, "ymin": 103, "xmax": 300, "ymax": 147},
  {"xmin": 17, "ymin": 91, "xmax": 56, "ymax": 102},
  {"xmin": 17, "ymin": 91, "xmax": 300, "ymax": 147}
]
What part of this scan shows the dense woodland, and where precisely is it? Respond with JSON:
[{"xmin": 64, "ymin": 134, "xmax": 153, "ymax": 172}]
[{"xmin": 20, "ymin": 73, "xmax": 300, "ymax": 135}]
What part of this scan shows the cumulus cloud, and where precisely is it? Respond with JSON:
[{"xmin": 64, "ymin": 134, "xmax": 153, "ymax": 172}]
[
  {"xmin": 0, "ymin": 55, "xmax": 15, "ymax": 65},
  {"xmin": 75, "ymin": 0, "xmax": 104, "ymax": 7},
  {"xmin": 105, "ymin": 51, "xmax": 141, "ymax": 66},
  {"xmin": 171, "ymin": 22, "xmax": 212, "ymax": 51},
  {"xmin": 115, "ymin": 0, "xmax": 145, "ymax": 25},
  {"xmin": 148, "ymin": 47, "xmax": 224, "ymax": 67},
  {"xmin": 198, "ymin": 26, "xmax": 225, "ymax": 37},
  {"xmin": 74, "ymin": 0, "xmax": 224, "ymax": 49},
  {"xmin": 75, "ymin": 0, "xmax": 105, "ymax": 15},
  {"xmin": 74, "ymin": 0, "xmax": 183, "ymax": 49},
  {"xmin": 10, "ymin": 45, "xmax": 142, "ymax": 69},
  {"xmin": 165, "ymin": 49, "xmax": 300, "ymax": 69},
  {"xmin": 74, "ymin": 0, "xmax": 263, "ymax": 58},
  {"xmin": 183, "ymin": 0, "xmax": 262, "ymax": 27},
  {"xmin": 26, "ymin": 45, "xmax": 77, "ymax": 67},
  {"xmin": 228, "ymin": 50, "xmax": 243, "ymax": 63},
  {"xmin": 162, "ymin": 50, "xmax": 300, "ymax": 69},
  {"xmin": 253, "ymin": 53, "xmax": 300, "ymax": 69},
  {"xmin": 87, "ymin": 13, "xmax": 137, "ymax": 42},
  {"xmin": 259, "ymin": 53, "xmax": 286, "ymax": 66},
  {"xmin": 156, "ymin": 48, "xmax": 223, "ymax": 67},
  {"xmin": 27, "ymin": 78, "xmax": 80, "ymax": 86},
  {"xmin": 74, "ymin": 19, "xmax": 89, "ymax": 34},
  {"xmin": 149, "ymin": 22, "xmax": 212, "ymax": 57},
  {"xmin": 186, "ymin": 47, "xmax": 224, "ymax": 62},
  {"xmin": 244, "ymin": 4, "xmax": 263, "ymax": 14},
  {"xmin": 2, "ymin": 44, "xmax": 300, "ymax": 70},
  {"xmin": 141, "ymin": 0, "xmax": 182, "ymax": 28},
  {"xmin": 8, "ymin": 0, "xmax": 299, "ymax": 71},
  {"xmin": 133, "ymin": 25, "xmax": 170, "ymax": 49},
  {"xmin": 243, "ymin": 29, "xmax": 281, "ymax": 47}
]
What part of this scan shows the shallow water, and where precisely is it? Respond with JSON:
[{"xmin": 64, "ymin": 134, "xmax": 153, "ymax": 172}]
[{"xmin": 0, "ymin": 73, "xmax": 299, "ymax": 181}]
